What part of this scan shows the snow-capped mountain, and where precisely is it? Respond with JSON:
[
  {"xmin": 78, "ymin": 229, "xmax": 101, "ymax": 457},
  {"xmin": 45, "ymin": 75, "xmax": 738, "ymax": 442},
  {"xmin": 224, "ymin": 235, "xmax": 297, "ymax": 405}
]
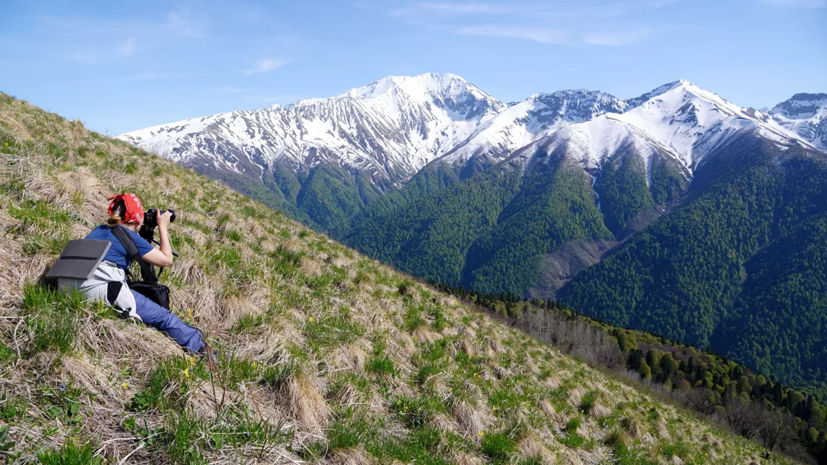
[
  {"xmin": 769, "ymin": 93, "xmax": 827, "ymax": 152},
  {"xmin": 437, "ymin": 89, "xmax": 628, "ymax": 168},
  {"xmin": 514, "ymin": 80, "xmax": 808, "ymax": 179},
  {"xmin": 121, "ymin": 75, "xmax": 815, "ymax": 191},
  {"xmin": 120, "ymin": 73, "xmax": 503, "ymax": 188}
]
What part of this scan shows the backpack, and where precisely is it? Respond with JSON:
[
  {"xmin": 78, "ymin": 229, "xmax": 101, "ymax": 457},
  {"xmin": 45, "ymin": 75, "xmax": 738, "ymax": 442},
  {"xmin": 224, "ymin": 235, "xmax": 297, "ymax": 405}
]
[
  {"xmin": 109, "ymin": 225, "xmax": 171, "ymax": 309},
  {"xmin": 44, "ymin": 239, "xmax": 111, "ymax": 282}
]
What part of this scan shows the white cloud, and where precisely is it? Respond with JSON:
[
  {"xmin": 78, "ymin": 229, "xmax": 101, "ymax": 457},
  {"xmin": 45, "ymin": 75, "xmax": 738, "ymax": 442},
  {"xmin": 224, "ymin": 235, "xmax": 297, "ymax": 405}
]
[
  {"xmin": 118, "ymin": 37, "xmax": 137, "ymax": 56},
  {"xmin": 761, "ymin": 0, "xmax": 825, "ymax": 7},
  {"xmin": 247, "ymin": 58, "xmax": 291, "ymax": 75},
  {"xmin": 457, "ymin": 25, "xmax": 568, "ymax": 44},
  {"xmin": 583, "ymin": 27, "xmax": 652, "ymax": 46}
]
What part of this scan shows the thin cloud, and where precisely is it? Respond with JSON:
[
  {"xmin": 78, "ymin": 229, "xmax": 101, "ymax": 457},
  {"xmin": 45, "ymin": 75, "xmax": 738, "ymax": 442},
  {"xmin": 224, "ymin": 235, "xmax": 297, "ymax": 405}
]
[
  {"xmin": 118, "ymin": 38, "xmax": 137, "ymax": 57},
  {"xmin": 247, "ymin": 58, "xmax": 291, "ymax": 75},
  {"xmin": 650, "ymin": 0, "xmax": 682, "ymax": 7},
  {"xmin": 390, "ymin": 2, "xmax": 630, "ymax": 20},
  {"xmin": 457, "ymin": 25, "xmax": 568, "ymax": 44},
  {"xmin": 583, "ymin": 27, "xmax": 652, "ymax": 46},
  {"xmin": 126, "ymin": 59, "xmax": 291, "ymax": 80},
  {"xmin": 165, "ymin": 10, "xmax": 207, "ymax": 38},
  {"xmin": 761, "ymin": 0, "xmax": 825, "ymax": 7}
]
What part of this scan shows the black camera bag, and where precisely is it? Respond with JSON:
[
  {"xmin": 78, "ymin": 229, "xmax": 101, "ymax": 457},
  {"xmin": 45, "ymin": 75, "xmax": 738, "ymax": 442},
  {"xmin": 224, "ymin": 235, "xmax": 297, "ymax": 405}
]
[
  {"xmin": 129, "ymin": 281, "xmax": 171, "ymax": 310},
  {"xmin": 110, "ymin": 225, "xmax": 171, "ymax": 309}
]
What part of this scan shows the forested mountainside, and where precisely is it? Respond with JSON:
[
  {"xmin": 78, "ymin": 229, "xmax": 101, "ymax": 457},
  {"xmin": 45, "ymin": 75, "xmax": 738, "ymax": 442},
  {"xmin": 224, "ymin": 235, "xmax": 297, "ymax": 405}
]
[
  {"xmin": 4, "ymin": 92, "xmax": 808, "ymax": 463},
  {"xmin": 561, "ymin": 135, "xmax": 827, "ymax": 396}
]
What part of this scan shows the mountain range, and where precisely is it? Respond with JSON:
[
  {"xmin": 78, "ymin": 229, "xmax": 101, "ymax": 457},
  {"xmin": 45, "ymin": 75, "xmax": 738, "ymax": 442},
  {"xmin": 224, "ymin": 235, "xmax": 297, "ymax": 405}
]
[{"xmin": 120, "ymin": 74, "xmax": 827, "ymax": 395}]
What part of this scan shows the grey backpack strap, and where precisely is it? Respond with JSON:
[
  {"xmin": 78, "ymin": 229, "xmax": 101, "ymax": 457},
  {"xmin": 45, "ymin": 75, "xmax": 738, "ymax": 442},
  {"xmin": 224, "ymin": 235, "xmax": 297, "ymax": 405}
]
[{"xmin": 110, "ymin": 225, "xmax": 158, "ymax": 284}]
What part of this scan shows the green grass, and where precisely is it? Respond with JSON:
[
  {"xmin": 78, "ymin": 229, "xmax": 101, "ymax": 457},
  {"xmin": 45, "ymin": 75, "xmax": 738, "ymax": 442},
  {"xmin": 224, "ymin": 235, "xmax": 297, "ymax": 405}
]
[
  {"xmin": 165, "ymin": 411, "xmax": 207, "ymax": 465},
  {"xmin": 37, "ymin": 441, "xmax": 102, "ymax": 465},
  {"xmin": 579, "ymin": 389, "xmax": 598, "ymax": 414},
  {"xmin": 480, "ymin": 432, "xmax": 516, "ymax": 463},
  {"xmin": 302, "ymin": 307, "xmax": 365, "ymax": 352},
  {"xmin": 559, "ymin": 417, "xmax": 587, "ymax": 448},
  {"xmin": 22, "ymin": 284, "xmax": 86, "ymax": 355}
]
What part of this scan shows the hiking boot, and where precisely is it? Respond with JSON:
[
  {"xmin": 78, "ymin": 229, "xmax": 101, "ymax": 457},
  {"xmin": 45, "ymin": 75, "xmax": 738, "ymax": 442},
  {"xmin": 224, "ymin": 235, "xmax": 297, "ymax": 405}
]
[{"xmin": 197, "ymin": 342, "xmax": 220, "ymax": 364}]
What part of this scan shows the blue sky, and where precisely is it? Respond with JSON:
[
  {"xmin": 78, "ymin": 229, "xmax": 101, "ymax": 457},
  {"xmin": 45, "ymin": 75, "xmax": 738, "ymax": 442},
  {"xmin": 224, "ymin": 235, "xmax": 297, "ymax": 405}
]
[{"xmin": 1, "ymin": 0, "xmax": 825, "ymax": 135}]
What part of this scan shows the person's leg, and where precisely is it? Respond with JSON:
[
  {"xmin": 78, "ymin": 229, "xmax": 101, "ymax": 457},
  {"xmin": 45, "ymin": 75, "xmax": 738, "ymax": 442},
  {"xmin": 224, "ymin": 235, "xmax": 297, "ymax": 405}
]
[{"xmin": 131, "ymin": 290, "xmax": 203, "ymax": 353}]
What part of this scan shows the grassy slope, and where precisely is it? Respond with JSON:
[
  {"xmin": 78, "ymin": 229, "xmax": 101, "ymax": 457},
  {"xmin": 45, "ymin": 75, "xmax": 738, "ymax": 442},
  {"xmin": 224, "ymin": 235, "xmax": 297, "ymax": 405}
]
[{"xmin": 0, "ymin": 92, "xmax": 797, "ymax": 464}]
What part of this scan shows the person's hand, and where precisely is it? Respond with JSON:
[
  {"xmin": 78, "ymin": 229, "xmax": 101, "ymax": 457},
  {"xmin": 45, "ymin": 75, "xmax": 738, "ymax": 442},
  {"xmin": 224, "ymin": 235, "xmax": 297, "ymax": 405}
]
[{"xmin": 157, "ymin": 210, "xmax": 173, "ymax": 229}]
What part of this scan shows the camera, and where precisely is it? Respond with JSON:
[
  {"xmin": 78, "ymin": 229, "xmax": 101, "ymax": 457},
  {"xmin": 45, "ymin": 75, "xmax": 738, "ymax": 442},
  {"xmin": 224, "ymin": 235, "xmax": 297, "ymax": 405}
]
[
  {"xmin": 143, "ymin": 208, "xmax": 176, "ymax": 229},
  {"xmin": 139, "ymin": 208, "xmax": 176, "ymax": 246}
]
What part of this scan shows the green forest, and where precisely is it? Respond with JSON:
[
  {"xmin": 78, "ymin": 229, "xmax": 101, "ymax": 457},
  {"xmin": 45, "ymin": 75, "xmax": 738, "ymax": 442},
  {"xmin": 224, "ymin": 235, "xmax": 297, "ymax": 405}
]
[{"xmin": 562, "ymin": 138, "xmax": 827, "ymax": 396}]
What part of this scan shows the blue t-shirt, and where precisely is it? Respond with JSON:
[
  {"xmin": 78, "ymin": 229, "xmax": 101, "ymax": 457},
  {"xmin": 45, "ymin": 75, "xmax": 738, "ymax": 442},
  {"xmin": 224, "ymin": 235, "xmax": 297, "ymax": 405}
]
[{"xmin": 86, "ymin": 225, "xmax": 154, "ymax": 270}]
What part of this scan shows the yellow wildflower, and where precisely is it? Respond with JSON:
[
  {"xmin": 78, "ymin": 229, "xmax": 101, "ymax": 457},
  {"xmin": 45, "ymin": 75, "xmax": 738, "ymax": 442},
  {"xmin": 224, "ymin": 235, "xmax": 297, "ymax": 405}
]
[
  {"xmin": 189, "ymin": 356, "xmax": 196, "ymax": 367},
  {"xmin": 187, "ymin": 308, "xmax": 194, "ymax": 319},
  {"xmin": 309, "ymin": 316, "xmax": 314, "ymax": 322},
  {"xmin": 183, "ymin": 367, "xmax": 190, "ymax": 378},
  {"xmin": 120, "ymin": 382, "xmax": 128, "ymax": 389}
]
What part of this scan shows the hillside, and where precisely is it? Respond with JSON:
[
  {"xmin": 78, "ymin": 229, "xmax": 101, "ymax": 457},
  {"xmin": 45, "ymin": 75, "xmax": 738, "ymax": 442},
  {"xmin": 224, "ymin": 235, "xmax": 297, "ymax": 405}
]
[{"xmin": 0, "ymin": 95, "xmax": 806, "ymax": 463}]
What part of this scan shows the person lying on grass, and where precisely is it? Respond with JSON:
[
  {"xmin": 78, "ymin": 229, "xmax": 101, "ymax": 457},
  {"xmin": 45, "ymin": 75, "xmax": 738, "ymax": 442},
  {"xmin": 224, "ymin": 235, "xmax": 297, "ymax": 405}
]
[{"xmin": 57, "ymin": 193, "xmax": 213, "ymax": 358}]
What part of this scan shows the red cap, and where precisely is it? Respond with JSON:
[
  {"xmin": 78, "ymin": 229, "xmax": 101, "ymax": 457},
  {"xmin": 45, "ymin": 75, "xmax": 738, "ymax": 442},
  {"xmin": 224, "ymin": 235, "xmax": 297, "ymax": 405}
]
[{"xmin": 108, "ymin": 193, "xmax": 144, "ymax": 224}]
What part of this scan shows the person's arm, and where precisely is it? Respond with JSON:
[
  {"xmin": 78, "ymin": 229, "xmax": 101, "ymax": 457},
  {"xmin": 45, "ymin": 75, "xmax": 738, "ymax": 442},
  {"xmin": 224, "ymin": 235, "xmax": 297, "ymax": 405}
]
[{"xmin": 141, "ymin": 211, "xmax": 174, "ymax": 267}]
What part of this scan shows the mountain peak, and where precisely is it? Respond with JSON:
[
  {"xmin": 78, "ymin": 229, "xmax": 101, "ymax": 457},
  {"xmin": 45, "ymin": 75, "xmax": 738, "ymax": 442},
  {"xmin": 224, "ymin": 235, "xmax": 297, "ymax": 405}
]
[
  {"xmin": 335, "ymin": 72, "xmax": 487, "ymax": 101},
  {"xmin": 626, "ymin": 79, "xmax": 697, "ymax": 107},
  {"xmin": 770, "ymin": 92, "xmax": 827, "ymax": 119},
  {"xmin": 770, "ymin": 92, "xmax": 827, "ymax": 151}
]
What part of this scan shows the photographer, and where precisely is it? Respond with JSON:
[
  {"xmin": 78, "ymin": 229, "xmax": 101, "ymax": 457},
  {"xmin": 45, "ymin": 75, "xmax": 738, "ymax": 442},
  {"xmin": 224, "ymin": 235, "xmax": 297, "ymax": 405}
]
[{"xmin": 59, "ymin": 193, "xmax": 209, "ymax": 356}]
